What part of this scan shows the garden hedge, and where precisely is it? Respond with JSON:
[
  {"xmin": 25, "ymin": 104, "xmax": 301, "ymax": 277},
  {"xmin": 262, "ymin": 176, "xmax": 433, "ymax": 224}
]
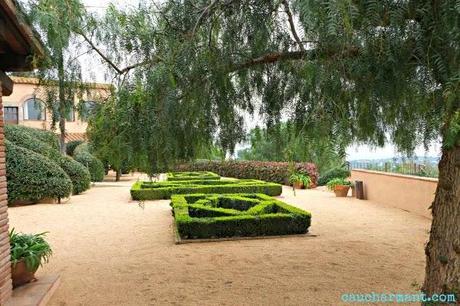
[
  {"xmin": 318, "ymin": 167, "xmax": 351, "ymax": 186},
  {"xmin": 66, "ymin": 140, "xmax": 84, "ymax": 156},
  {"xmin": 73, "ymin": 143, "xmax": 105, "ymax": 182},
  {"xmin": 174, "ymin": 160, "xmax": 318, "ymax": 186},
  {"xmin": 167, "ymin": 171, "xmax": 220, "ymax": 181},
  {"xmin": 131, "ymin": 179, "xmax": 282, "ymax": 200},
  {"xmin": 59, "ymin": 156, "xmax": 91, "ymax": 194},
  {"xmin": 171, "ymin": 193, "xmax": 311, "ymax": 239},
  {"xmin": 6, "ymin": 140, "xmax": 72, "ymax": 204}
]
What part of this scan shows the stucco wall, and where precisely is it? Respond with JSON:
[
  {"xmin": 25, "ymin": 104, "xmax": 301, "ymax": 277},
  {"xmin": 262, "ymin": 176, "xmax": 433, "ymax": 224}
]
[{"xmin": 350, "ymin": 169, "xmax": 437, "ymax": 219}]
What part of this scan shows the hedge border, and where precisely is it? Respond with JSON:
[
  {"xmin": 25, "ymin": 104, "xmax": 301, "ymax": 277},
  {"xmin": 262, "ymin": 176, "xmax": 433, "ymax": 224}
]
[
  {"xmin": 167, "ymin": 171, "xmax": 220, "ymax": 181},
  {"xmin": 171, "ymin": 193, "xmax": 311, "ymax": 240},
  {"xmin": 130, "ymin": 179, "xmax": 282, "ymax": 200}
]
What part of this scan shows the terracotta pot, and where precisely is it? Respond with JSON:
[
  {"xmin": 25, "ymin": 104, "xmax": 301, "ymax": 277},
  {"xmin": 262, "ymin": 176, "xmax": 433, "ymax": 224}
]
[
  {"xmin": 11, "ymin": 260, "xmax": 38, "ymax": 288},
  {"xmin": 333, "ymin": 185, "xmax": 350, "ymax": 197},
  {"xmin": 293, "ymin": 181, "xmax": 304, "ymax": 189}
]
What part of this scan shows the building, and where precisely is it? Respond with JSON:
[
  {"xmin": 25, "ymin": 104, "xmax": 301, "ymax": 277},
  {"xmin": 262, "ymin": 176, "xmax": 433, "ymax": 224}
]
[
  {"xmin": 0, "ymin": 0, "xmax": 45, "ymax": 303},
  {"xmin": 3, "ymin": 76, "xmax": 111, "ymax": 142}
]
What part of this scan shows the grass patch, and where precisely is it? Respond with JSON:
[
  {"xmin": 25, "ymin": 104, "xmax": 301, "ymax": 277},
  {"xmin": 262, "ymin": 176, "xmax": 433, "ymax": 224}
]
[
  {"xmin": 171, "ymin": 193, "xmax": 311, "ymax": 240},
  {"xmin": 167, "ymin": 171, "xmax": 220, "ymax": 181},
  {"xmin": 130, "ymin": 179, "xmax": 282, "ymax": 200}
]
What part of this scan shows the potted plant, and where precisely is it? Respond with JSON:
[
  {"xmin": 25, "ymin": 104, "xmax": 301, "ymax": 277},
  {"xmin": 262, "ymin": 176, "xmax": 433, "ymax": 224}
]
[
  {"xmin": 326, "ymin": 178, "xmax": 352, "ymax": 197},
  {"xmin": 9, "ymin": 229, "xmax": 52, "ymax": 288},
  {"xmin": 289, "ymin": 173, "xmax": 312, "ymax": 189}
]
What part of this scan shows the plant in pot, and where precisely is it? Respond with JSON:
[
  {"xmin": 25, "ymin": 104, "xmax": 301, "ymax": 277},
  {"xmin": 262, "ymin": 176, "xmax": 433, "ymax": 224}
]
[
  {"xmin": 326, "ymin": 178, "xmax": 352, "ymax": 197},
  {"xmin": 289, "ymin": 173, "xmax": 312, "ymax": 196},
  {"xmin": 9, "ymin": 229, "xmax": 52, "ymax": 288}
]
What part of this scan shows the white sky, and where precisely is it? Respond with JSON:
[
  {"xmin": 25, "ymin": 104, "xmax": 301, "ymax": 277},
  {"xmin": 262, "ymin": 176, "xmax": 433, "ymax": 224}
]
[{"xmin": 80, "ymin": 0, "xmax": 442, "ymax": 161}]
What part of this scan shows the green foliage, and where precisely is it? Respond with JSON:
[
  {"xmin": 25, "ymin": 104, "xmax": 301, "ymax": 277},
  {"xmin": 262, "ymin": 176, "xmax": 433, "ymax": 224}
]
[
  {"xmin": 238, "ymin": 123, "xmax": 346, "ymax": 173},
  {"xmin": 5, "ymin": 125, "xmax": 91, "ymax": 194},
  {"xmin": 73, "ymin": 143, "xmax": 105, "ymax": 182},
  {"xmin": 318, "ymin": 167, "xmax": 351, "ymax": 186},
  {"xmin": 131, "ymin": 179, "xmax": 282, "ymax": 200},
  {"xmin": 289, "ymin": 173, "xmax": 312, "ymax": 188},
  {"xmin": 59, "ymin": 156, "xmax": 91, "ymax": 194},
  {"xmin": 175, "ymin": 160, "xmax": 318, "ymax": 186},
  {"xmin": 326, "ymin": 178, "xmax": 352, "ymax": 191},
  {"xmin": 167, "ymin": 171, "xmax": 220, "ymax": 181},
  {"xmin": 6, "ymin": 140, "xmax": 72, "ymax": 203},
  {"xmin": 9, "ymin": 229, "xmax": 52, "ymax": 272},
  {"xmin": 66, "ymin": 140, "xmax": 84, "ymax": 156},
  {"xmin": 171, "ymin": 193, "xmax": 311, "ymax": 239}
]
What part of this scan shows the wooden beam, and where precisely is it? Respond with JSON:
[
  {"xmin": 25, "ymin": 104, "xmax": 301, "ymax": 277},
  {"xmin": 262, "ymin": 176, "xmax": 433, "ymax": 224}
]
[
  {"xmin": 0, "ymin": 71, "xmax": 13, "ymax": 96},
  {"xmin": 0, "ymin": 53, "xmax": 30, "ymax": 71}
]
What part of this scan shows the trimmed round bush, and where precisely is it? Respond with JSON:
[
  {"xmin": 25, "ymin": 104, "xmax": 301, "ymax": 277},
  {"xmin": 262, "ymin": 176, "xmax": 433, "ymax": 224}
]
[
  {"xmin": 318, "ymin": 167, "xmax": 351, "ymax": 186},
  {"xmin": 5, "ymin": 125, "xmax": 59, "ymax": 151},
  {"xmin": 73, "ymin": 143, "xmax": 105, "ymax": 182},
  {"xmin": 66, "ymin": 140, "xmax": 84, "ymax": 156},
  {"xmin": 59, "ymin": 156, "xmax": 91, "ymax": 194},
  {"xmin": 6, "ymin": 140, "xmax": 72, "ymax": 204}
]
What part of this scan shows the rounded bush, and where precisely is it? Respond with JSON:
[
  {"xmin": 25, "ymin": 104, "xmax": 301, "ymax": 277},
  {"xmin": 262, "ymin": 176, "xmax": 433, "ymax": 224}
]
[
  {"xmin": 6, "ymin": 140, "xmax": 72, "ymax": 204},
  {"xmin": 59, "ymin": 156, "xmax": 91, "ymax": 194},
  {"xmin": 5, "ymin": 125, "xmax": 59, "ymax": 151},
  {"xmin": 66, "ymin": 140, "xmax": 84, "ymax": 156},
  {"xmin": 318, "ymin": 167, "xmax": 351, "ymax": 186},
  {"xmin": 73, "ymin": 143, "xmax": 105, "ymax": 182}
]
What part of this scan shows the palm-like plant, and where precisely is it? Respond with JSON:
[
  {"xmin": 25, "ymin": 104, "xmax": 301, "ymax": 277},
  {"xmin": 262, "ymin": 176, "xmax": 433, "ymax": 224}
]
[{"xmin": 9, "ymin": 229, "xmax": 52, "ymax": 271}]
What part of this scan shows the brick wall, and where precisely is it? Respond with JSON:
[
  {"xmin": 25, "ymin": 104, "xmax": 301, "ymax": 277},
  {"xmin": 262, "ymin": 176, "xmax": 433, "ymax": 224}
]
[{"xmin": 0, "ymin": 80, "xmax": 12, "ymax": 304}]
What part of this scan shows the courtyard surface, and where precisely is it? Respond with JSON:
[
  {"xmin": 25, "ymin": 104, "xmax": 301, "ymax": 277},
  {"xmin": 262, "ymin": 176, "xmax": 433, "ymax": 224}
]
[{"xmin": 8, "ymin": 173, "xmax": 430, "ymax": 305}]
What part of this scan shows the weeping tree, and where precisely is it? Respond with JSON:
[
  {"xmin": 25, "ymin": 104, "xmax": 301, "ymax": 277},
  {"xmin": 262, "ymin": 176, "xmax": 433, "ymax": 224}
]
[
  {"xmin": 82, "ymin": 1, "xmax": 458, "ymax": 298},
  {"xmin": 27, "ymin": 0, "xmax": 87, "ymax": 154}
]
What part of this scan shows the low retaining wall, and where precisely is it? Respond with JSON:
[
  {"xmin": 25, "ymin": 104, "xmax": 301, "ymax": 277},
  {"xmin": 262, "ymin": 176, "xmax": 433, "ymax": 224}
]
[{"xmin": 350, "ymin": 169, "xmax": 438, "ymax": 219}]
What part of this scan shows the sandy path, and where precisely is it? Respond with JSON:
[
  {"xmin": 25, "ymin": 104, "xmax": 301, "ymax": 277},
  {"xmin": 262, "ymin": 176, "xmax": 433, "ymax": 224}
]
[{"xmin": 8, "ymin": 173, "xmax": 430, "ymax": 306}]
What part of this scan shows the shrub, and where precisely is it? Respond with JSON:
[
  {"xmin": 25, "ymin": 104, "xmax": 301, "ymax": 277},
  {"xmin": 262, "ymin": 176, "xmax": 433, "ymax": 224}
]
[
  {"xmin": 167, "ymin": 171, "xmax": 220, "ymax": 181},
  {"xmin": 171, "ymin": 193, "xmax": 311, "ymax": 239},
  {"xmin": 326, "ymin": 178, "xmax": 352, "ymax": 190},
  {"xmin": 318, "ymin": 167, "xmax": 351, "ymax": 186},
  {"xmin": 6, "ymin": 140, "xmax": 72, "ymax": 203},
  {"xmin": 59, "ymin": 156, "xmax": 91, "ymax": 194},
  {"xmin": 66, "ymin": 140, "xmax": 84, "ymax": 156},
  {"xmin": 5, "ymin": 125, "xmax": 59, "ymax": 151},
  {"xmin": 174, "ymin": 161, "xmax": 318, "ymax": 186},
  {"xmin": 73, "ymin": 143, "xmax": 105, "ymax": 182},
  {"xmin": 130, "ymin": 179, "xmax": 282, "ymax": 200}
]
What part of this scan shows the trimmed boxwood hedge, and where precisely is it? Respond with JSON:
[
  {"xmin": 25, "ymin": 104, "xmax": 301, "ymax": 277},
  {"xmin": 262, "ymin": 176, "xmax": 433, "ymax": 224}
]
[
  {"xmin": 73, "ymin": 143, "xmax": 105, "ymax": 182},
  {"xmin": 175, "ymin": 160, "xmax": 318, "ymax": 186},
  {"xmin": 167, "ymin": 171, "xmax": 220, "ymax": 181},
  {"xmin": 59, "ymin": 156, "xmax": 91, "ymax": 194},
  {"xmin": 6, "ymin": 140, "xmax": 72, "ymax": 203},
  {"xmin": 171, "ymin": 193, "xmax": 311, "ymax": 239},
  {"xmin": 131, "ymin": 179, "xmax": 282, "ymax": 200}
]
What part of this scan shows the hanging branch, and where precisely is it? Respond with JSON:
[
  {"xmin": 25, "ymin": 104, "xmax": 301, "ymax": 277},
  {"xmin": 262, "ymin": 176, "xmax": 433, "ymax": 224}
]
[{"xmin": 281, "ymin": 0, "xmax": 305, "ymax": 52}]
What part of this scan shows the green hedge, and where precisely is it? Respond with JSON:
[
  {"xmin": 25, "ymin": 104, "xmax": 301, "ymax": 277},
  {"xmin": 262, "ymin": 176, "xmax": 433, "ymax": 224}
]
[
  {"xmin": 131, "ymin": 179, "xmax": 282, "ymax": 200},
  {"xmin": 174, "ymin": 160, "xmax": 318, "ymax": 186},
  {"xmin": 5, "ymin": 125, "xmax": 91, "ymax": 194},
  {"xmin": 59, "ymin": 156, "xmax": 91, "ymax": 194},
  {"xmin": 171, "ymin": 193, "xmax": 311, "ymax": 239},
  {"xmin": 6, "ymin": 140, "xmax": 72, "ymax": 203},
  {"xmin": 5, "ymin": 125, "xmax": 59, "ymax": 150},
  {"xmin": 73, "ymin": 143, "xmax": 105, "ymax": 182},
  {"xmin": 318, "ymin": 167, "xmax": 351, "ymax": 186},
  {"xmin": 167, "ymin": 171, "xmax": 220, "ymax": 181},
  {"xmin": 66, "ymin": 140, "xmax": 84, "ymax": 156}
]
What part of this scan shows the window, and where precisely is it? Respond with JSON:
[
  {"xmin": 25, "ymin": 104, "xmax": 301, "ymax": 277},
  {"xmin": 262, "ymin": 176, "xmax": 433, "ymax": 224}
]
[
  {"xmin": 4, "ymin": 107, "xmax": 18, "ymax": 124},
  {"xmin": 65, "ymin": 108, "xmax": 75, "ymax": 122},
  {"xmin": 80, "ymin": 101, "xmax": 97, "ymax": 122},
  {"xmin": 23, "ymin": 98, "xmax": 46, "ymax": 120}
]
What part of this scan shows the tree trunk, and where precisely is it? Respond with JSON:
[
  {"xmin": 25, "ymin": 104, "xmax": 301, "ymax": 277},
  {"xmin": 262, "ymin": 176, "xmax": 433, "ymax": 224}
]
[
  {"xmin": 57, "ymin": 51, "xmax": 66, "ymax": 155},
  {"xmin": 423, "ymin": 144, "xmax": 460, "ymax": 302},
  {"xmin": 116, "ymin": 169, "xmax": 121, "ymax": 182}
]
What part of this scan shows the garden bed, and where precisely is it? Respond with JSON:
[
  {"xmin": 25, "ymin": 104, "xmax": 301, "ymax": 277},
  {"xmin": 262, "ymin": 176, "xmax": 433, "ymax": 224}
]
[
  {"xmin": 131, "ymin": 179, "xmax": 282, "ymax": 200},
  {"xmin": 167, "ymin": 171, "xmax": 220, "ymax": 181},
  {"xmin": 171, "ymin": 193, "xmax": 311, "ymax": 240}
]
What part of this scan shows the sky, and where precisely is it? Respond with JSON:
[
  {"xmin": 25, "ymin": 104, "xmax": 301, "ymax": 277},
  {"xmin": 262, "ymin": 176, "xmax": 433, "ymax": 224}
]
[{"xmin": 80, "ymin": 0, "xmax": 442, "ymax": 161}]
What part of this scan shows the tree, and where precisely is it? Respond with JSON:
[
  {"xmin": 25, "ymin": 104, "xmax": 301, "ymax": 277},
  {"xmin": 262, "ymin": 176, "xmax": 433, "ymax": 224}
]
[
  {"xmin": 27, "ymin": 0, "xmax": 88, "ymax": 154},
  {"xmin": 83, "ymin": 1, "xmax": 458, "ymax": 298}
]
